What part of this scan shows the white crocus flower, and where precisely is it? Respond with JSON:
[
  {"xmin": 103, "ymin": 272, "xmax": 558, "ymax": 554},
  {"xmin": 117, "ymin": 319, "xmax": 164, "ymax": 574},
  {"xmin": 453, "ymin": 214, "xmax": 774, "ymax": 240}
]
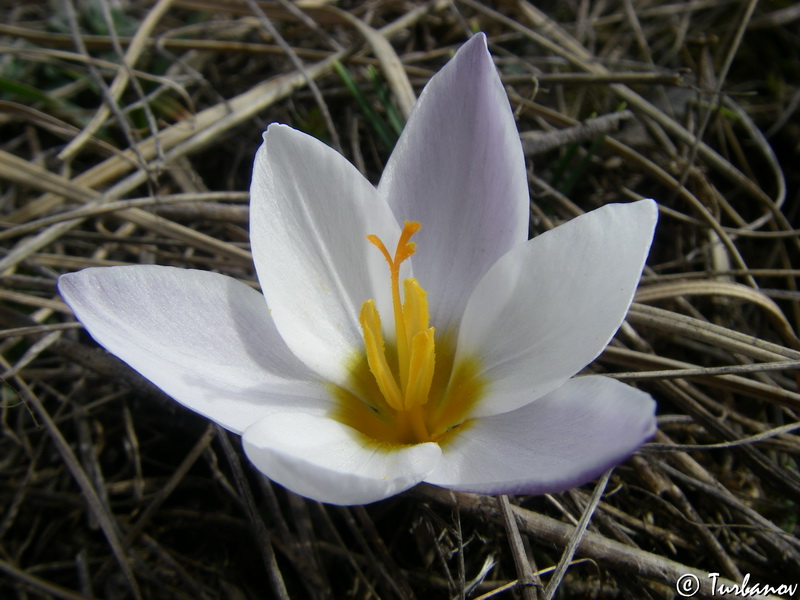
[{"xmin": 59, "ymin": 34, "xmax": 658, "ymax": 506}]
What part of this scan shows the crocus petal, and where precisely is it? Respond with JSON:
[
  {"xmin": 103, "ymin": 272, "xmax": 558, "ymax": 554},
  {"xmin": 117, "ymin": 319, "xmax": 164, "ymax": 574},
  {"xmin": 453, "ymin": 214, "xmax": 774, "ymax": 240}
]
[
  {"xmin": 456, "ymin": 199, "xmax": 657, "ymax": 419},
  {"xmin": 426, "ymin": 376, "xmax": 655, "ymax": 494},
  {"xmin": 250, "ymin": 124, "xmax": 403, "ymax": 385},
  {"xmin": 243, "ymin": 412, "xmax": 441, "ymax": 505},
  {"xmin": 58, "ymin": 266, "xmax": 326, "ymax": 434},
  {"xmin": 378, "ymin": 33, "xmax": 529, "ymax": 333}
]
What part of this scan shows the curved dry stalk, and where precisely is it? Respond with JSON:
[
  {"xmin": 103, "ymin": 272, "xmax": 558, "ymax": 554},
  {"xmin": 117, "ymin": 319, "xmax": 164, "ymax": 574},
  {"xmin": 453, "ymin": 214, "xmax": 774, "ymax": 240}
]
[
  {"xmin": 58, "ymin": 0, "xmax": 176, "ymax": 161},
  {"xmin": 497, "ymin": 495, "xmax": 539, "ymax": 599},
  {"xmin": 635, "ymin": 280, "xmax": 800, "ymax": 348},
  {"xmin": 329, "ymin": 7, "xmax": 417, "ymax": 119},
  {"xmin": 243, "ymin": 0, "xmax": 342, "ymax": 152},
  {"xmin": 542, "ymin": 471, "xmax": 610, "ymax": 600},
  {"xmin": 413, "ymin": 485, "xmax": 782, "ymax": 600},
  {"xmin": 1, "ymin": 356, "xmax": 142, "ymax": 599}
]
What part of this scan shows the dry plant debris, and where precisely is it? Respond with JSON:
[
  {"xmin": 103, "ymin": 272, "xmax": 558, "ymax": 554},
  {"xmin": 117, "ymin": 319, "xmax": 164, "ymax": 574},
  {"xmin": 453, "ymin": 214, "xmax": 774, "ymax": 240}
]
[{"xmin": 1, "ymin": 0, "xmax": 799, "ymax": 598}]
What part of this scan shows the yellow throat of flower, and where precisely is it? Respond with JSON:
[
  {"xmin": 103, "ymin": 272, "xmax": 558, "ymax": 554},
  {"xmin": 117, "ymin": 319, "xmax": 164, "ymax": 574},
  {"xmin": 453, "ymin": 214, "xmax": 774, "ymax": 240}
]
[{"xmin": 332, "ymin": 221, "xmax": 485, "ymax": 446}]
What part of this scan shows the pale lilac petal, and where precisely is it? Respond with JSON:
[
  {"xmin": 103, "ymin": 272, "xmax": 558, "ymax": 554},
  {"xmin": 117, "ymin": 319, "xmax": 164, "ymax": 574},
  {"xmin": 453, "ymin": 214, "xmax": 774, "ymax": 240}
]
[
  {"xmin": 426, "ymin": 376, "xmax": 656, "ymax": 494},
  {"xmin": 58, "ymin": 266, "xmax": 326, "ymax": 434},
  {"xmin": 243, "ymin": 412, "xmax": 441, "ymax": 505},
  {"xmin": 378, "ymin": 33, "xmax": 529, "ymax": 333},
  {"xmin": 250, "ymin": 124, "xmax": 403, "ymax": 385},
  {"xmin": 456, "ymin": 199, "xmax": 657, "ymax": 418}
]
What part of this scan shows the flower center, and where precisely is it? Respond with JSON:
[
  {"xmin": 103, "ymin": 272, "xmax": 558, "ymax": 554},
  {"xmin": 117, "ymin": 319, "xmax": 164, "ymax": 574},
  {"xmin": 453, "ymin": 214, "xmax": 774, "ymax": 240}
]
[
  {"xmin": 330, "ymin": 222, "xmax": 486, "ymax": 446},
  {"xmin": 359, "ymin": 222, "xmax": 436, "ymax": 442}
]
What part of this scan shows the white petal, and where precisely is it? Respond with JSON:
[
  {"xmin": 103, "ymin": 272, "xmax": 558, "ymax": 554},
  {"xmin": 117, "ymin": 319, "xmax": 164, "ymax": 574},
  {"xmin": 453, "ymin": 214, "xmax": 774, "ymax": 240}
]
[
  {"xmin": 378, "ymin": 33, "xmax": 529, "ymax": 333},
  {"xmin": 243, "ymin": 412, "xmax": 441, "ymax": 505},
  {"xmin": 250, "ymin": 124, "xmax": 402, "ymax": 384},
  {"xmin": 58, "ymin": 266, "xmax": 326, "ymax": 434},
  {"xmin": 456, "ymin": 200, "xmax": 657, "ymax": 418},
  {"xmin": 426, "ymin": 376, "xmax": 656, "ymax": 494}
]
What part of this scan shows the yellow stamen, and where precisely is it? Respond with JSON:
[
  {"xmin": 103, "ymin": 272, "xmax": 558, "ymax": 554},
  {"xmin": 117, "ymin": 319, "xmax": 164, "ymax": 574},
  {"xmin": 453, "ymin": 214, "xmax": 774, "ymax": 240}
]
[
  {"xmin": 366, "ymin": 222, "xmax": 422, "ymax": 390},
  {"xmin": 340, "ymin": 221, "xmax": 484, "ymax": 446},
  {"xmin": 402, "ymin": 278, "xmax": 430, "ymax": 348},
  {"xmin": 360, "ymin": 222, "xmax": 436, "ymax": 430},
  {"xmin": 359, "ymin": 300, "xmax": 403, "ymax": 411},
  {"xmin": 405, "ymin": 328, "xmax": 435, "ymax": 410}
]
